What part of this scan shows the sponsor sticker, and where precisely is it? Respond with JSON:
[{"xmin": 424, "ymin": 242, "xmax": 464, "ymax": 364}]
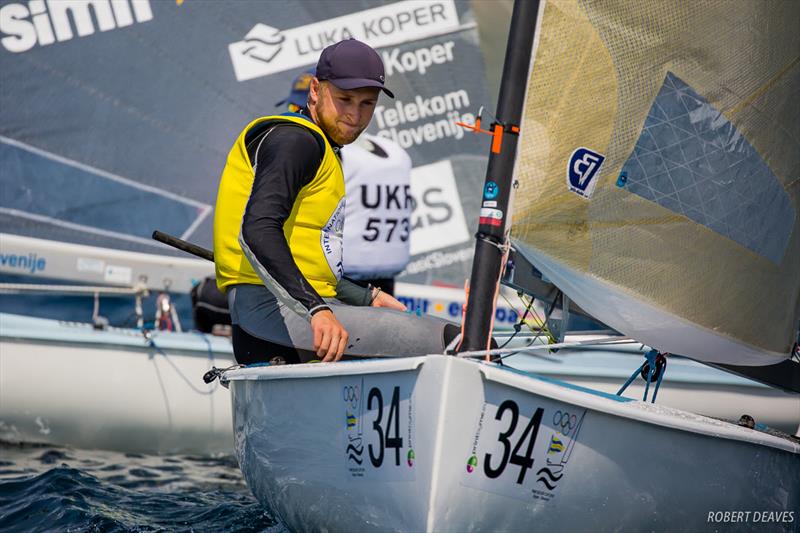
[
  {"xmin": 461, "ymin": 383, "xmax": 586, "ymax": 502},
  {"xmin": 479, "ymin": 207, "xmax": 502, "ymax": 219},
  {"xmin": 341, "ymin": 374, "xmax": 416, "ymax": 482},
  {"xmin": 479, "ymin": 207, "xmax": 503, "ymax": 228},
  {"xmin": 229, "ymin": 0, "xmax": 461, "ymax": 81},
  {"xmin": 567, "ymin": 147, "xmax": 605, "ymax": 199},
  {"xmin": 104, "ymin": 264, "xmax": 132, "ymax": 284},
  {"xmin": 77, "ymin": 257, "xmax": 105, "ymax": 274},
  {"xmin": 483, "ymin": 181, "xmax": 499, "ymax": 200}
]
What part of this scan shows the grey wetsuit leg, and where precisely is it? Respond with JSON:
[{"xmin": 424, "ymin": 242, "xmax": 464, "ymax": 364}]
[{"xmin": 228, "ymin": 284, "xmax": 457, "ymax": 358}]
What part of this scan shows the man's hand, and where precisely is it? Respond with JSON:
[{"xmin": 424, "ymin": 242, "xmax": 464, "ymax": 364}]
[
  {"xmin": 371, "ymin": 289, "xmax": 407, "ymax": 311},
  {"xmin": 310, "ymin": 309, "xmax": 349, "ymax": 362}
]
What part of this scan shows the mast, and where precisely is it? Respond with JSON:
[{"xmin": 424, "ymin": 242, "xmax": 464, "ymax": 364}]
[{"xmin": 457, "ymin": 0, "xmax": 541, "ymax": 353}]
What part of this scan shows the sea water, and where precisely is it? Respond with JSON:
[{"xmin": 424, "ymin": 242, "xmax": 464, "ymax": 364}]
[{"xmin": 0, "ymin": 443, "xmax": 289, "ymax": 532}]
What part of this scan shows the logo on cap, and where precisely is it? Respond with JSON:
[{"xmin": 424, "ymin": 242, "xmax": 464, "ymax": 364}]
[{"xmin": 294, "ymin": 73, "xmax": 313, "ymax": 91}]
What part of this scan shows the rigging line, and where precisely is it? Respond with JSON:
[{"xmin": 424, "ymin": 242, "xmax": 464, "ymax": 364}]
[
  {"xmin": 491, "ymin": 347, "xmax": 564, "ymax": 365},
  {"xmin": 520, "ymin": 294, "xmax": 555, "ymax": 341},
  {"xmin": 456, "ymin": 336, "xmax": 635, "ymax": 359},
  {"xmin": 497, "ymin": 293, "xmax": 536, "ymax": 349},
  {"xmin": 498, "ymin": 291, "xmax": 562, "ymax": 361},
  {"xmin": 499, "ymin": 291, "xmax": 545, "ymax": 329},
  {"xmin": 483, "ymin": 240, "xmax": 512, "ymax": 360},
  {"xmin": 151, "ymin": 352, "xmax": 174, "ymax": 428},
  {"xmin": 147, "ymin": 337, "xmax": 218, "ymax": 395},
  {"xmin": 477, "ymin": 233, "xmax": 510, "ymax": 253}
]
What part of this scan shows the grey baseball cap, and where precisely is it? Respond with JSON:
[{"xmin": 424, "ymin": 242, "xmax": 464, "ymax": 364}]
[{"xmin": 315, "ymin": 39, "xmax": 394, "ymax": 98}]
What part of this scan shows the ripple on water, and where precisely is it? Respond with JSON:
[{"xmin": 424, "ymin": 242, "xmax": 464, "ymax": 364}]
[{"xmin": 0, "ymin": 443, "xmax": 286, "ymax": 533}]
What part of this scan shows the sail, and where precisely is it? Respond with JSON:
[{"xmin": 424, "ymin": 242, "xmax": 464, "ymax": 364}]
[
  {"xmin": 512, "ymin": 0, "xmax": 799, "ymax": 365},
  {"xmin": 0, "ymin": 0, "xmax": 491, "ymax": 289}
]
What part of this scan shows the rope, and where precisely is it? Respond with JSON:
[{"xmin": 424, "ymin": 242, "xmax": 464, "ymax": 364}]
[
  {"xmin": 497, "ymin": 294, "xmax": 535, "ymax": 349},
  {"xmin": 616, "ymin": 349, "xmax": 668, "ymax": 403},
  {"xmin": 147, "ymin": 336, "xmax": 219, "ymax": 395},
  {"xmin": 493, "ymin": 291, "xmax": 562, "ymax": 362}
]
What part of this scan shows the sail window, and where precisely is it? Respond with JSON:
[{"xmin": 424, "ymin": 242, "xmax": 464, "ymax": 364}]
[{"xmin": 620, "ymin": 72, "xmax": 794, "ymax": 264}]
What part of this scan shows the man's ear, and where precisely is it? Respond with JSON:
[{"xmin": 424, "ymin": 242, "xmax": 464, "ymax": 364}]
[{"xmin": 308, "ymin": 77, "xmax": 321, "ymax": 107}]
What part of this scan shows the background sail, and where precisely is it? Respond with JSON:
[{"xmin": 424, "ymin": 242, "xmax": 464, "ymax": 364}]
[
  {"xmin": 0, "ymin": 0, "xmax": 492, "ymax": 289},
  {"xmin": 512, "ymin": 0, "xmax": 799, "ymax": 365}
]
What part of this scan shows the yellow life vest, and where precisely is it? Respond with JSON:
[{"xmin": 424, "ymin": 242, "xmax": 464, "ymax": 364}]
[{"xmin": 213, "ymin": 114, "xmax": 345, "ymax": 298}]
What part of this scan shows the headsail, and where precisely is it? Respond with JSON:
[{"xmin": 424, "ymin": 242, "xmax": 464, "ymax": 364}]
[{"xmin": 512, "ymin": 0, "xmax": 799, "ymax": 365}]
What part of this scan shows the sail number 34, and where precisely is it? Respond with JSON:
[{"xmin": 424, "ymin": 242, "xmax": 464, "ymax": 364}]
[
  {"xmin": 485, "ymin": 400, "xmax": 544, "ymax": 484},
  {"xmin": 368, "ymin": 386, "xmax": 404, "ymax": 468}
]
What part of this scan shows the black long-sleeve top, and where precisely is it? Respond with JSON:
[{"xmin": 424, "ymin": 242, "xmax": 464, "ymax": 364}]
[
  {"xmin": 241, "ymin": 115, "xmax": 329, "ymax": 316},
  {"xmin": 239, "ymin": 111, "xmax": 371, "ymax": 317}
]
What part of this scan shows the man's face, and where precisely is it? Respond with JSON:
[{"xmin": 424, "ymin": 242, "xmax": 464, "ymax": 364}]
[{"xmin": 309, "ymin": 79, "xmax": 380, "ymax": 145}]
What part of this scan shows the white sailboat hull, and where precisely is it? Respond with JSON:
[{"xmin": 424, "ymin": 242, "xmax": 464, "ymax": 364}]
[
  {"xmin": 228, "ymin": 355, "xmax": 799, "ymax": 532},
  {"xmin": 0, "ymin": 313, "xmax": 235, "ymax": 453}
]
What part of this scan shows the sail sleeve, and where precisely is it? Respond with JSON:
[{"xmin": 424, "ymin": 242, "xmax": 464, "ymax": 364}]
[{"xmin": 512, "ymin": 0, "xmax": 800, "ymax": 365}]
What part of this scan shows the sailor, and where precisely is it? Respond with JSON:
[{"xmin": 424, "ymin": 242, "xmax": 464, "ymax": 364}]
[
  {"xmin": 277, "ymin": 69, "xmax": 413, "ymax": 296},
  {"xmin": 213, "ymin": 39, "xmax": 459, "ymax": 364}
]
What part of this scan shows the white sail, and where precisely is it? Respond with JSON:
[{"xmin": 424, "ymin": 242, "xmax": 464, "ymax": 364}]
[{"xmin": 512, "ymin": 0, "xmax": 800, "ymax": 365}]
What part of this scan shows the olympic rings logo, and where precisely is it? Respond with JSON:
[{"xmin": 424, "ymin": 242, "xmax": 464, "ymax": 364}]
[
  {"xmin": 552, "ymin": 410, "xmax": 577, "ymax": 434},
  {"xmin": 343, "ymin": 385, "xmax": 361, "ymax": 403}
]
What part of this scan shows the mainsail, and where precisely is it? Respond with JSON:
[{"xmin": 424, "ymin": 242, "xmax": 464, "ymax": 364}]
[
  {"xmin": 0, "ymin": 0, "xmax": 491, "ymax": 290},
  {"xmin": 512, "ymin": 0, "xmax": 799, "ymax": 365}
]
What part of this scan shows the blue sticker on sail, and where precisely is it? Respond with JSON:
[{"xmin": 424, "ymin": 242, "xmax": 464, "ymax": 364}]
[
  {"xmin": 567, "ymin": 148, "xmax": 605, "ymax": 199},
  {"xmin": 484, "ymin": 181, "xmax": 499, "ymax": 200}
]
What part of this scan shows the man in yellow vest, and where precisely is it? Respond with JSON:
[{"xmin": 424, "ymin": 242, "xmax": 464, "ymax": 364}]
[
  {"xmin": 213, "ymin": 39, "xmax": 458, "ymax": 365},
  {"xmin": 277, "ymin": 69, "xmax": 413, "ymax": 297}
]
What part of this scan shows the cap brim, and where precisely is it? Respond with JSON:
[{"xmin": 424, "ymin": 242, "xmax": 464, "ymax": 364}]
[{"xmin": 327, "ymin": 78, "xmax": 394, "ymax": 99}]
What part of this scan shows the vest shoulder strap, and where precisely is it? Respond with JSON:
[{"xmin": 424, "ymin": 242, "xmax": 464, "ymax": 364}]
[{"xmin": 244, "ymin": 117, "xmax": 327, "ymax": 160}]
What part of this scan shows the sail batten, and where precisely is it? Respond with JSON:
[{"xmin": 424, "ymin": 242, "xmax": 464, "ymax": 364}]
[{"xmin": 513, "ymin": 0, "xmax": 800, "ymax": 365}]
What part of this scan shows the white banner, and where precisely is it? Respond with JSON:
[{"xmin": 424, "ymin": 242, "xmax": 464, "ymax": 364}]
[
  {"xmin": 409, "ymin": 160, "xmax": 470, "ymax": 255},
  {"xmin": 229, "ymin": 0, "xmax": 461, "ymax": 81}
]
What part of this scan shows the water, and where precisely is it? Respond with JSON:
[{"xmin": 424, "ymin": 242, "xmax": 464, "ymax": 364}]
[{"xmin": 0, "ymin": 443, "xmax": 288, "ymax": 532}]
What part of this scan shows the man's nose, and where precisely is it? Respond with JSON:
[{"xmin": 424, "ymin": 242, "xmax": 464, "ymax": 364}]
[{"xmin": 346, "ymin": 103, "xmax": 362, "ymax": 124}]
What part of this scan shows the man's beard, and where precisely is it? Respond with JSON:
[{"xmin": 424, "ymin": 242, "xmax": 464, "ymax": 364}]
[
  {"xmin": 329, "ymin": 120, "xmax": 362, "ymax": 145},
  {"xmin": 315, "ymin": 108, "xmax": 363, "ymax": 145}
]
